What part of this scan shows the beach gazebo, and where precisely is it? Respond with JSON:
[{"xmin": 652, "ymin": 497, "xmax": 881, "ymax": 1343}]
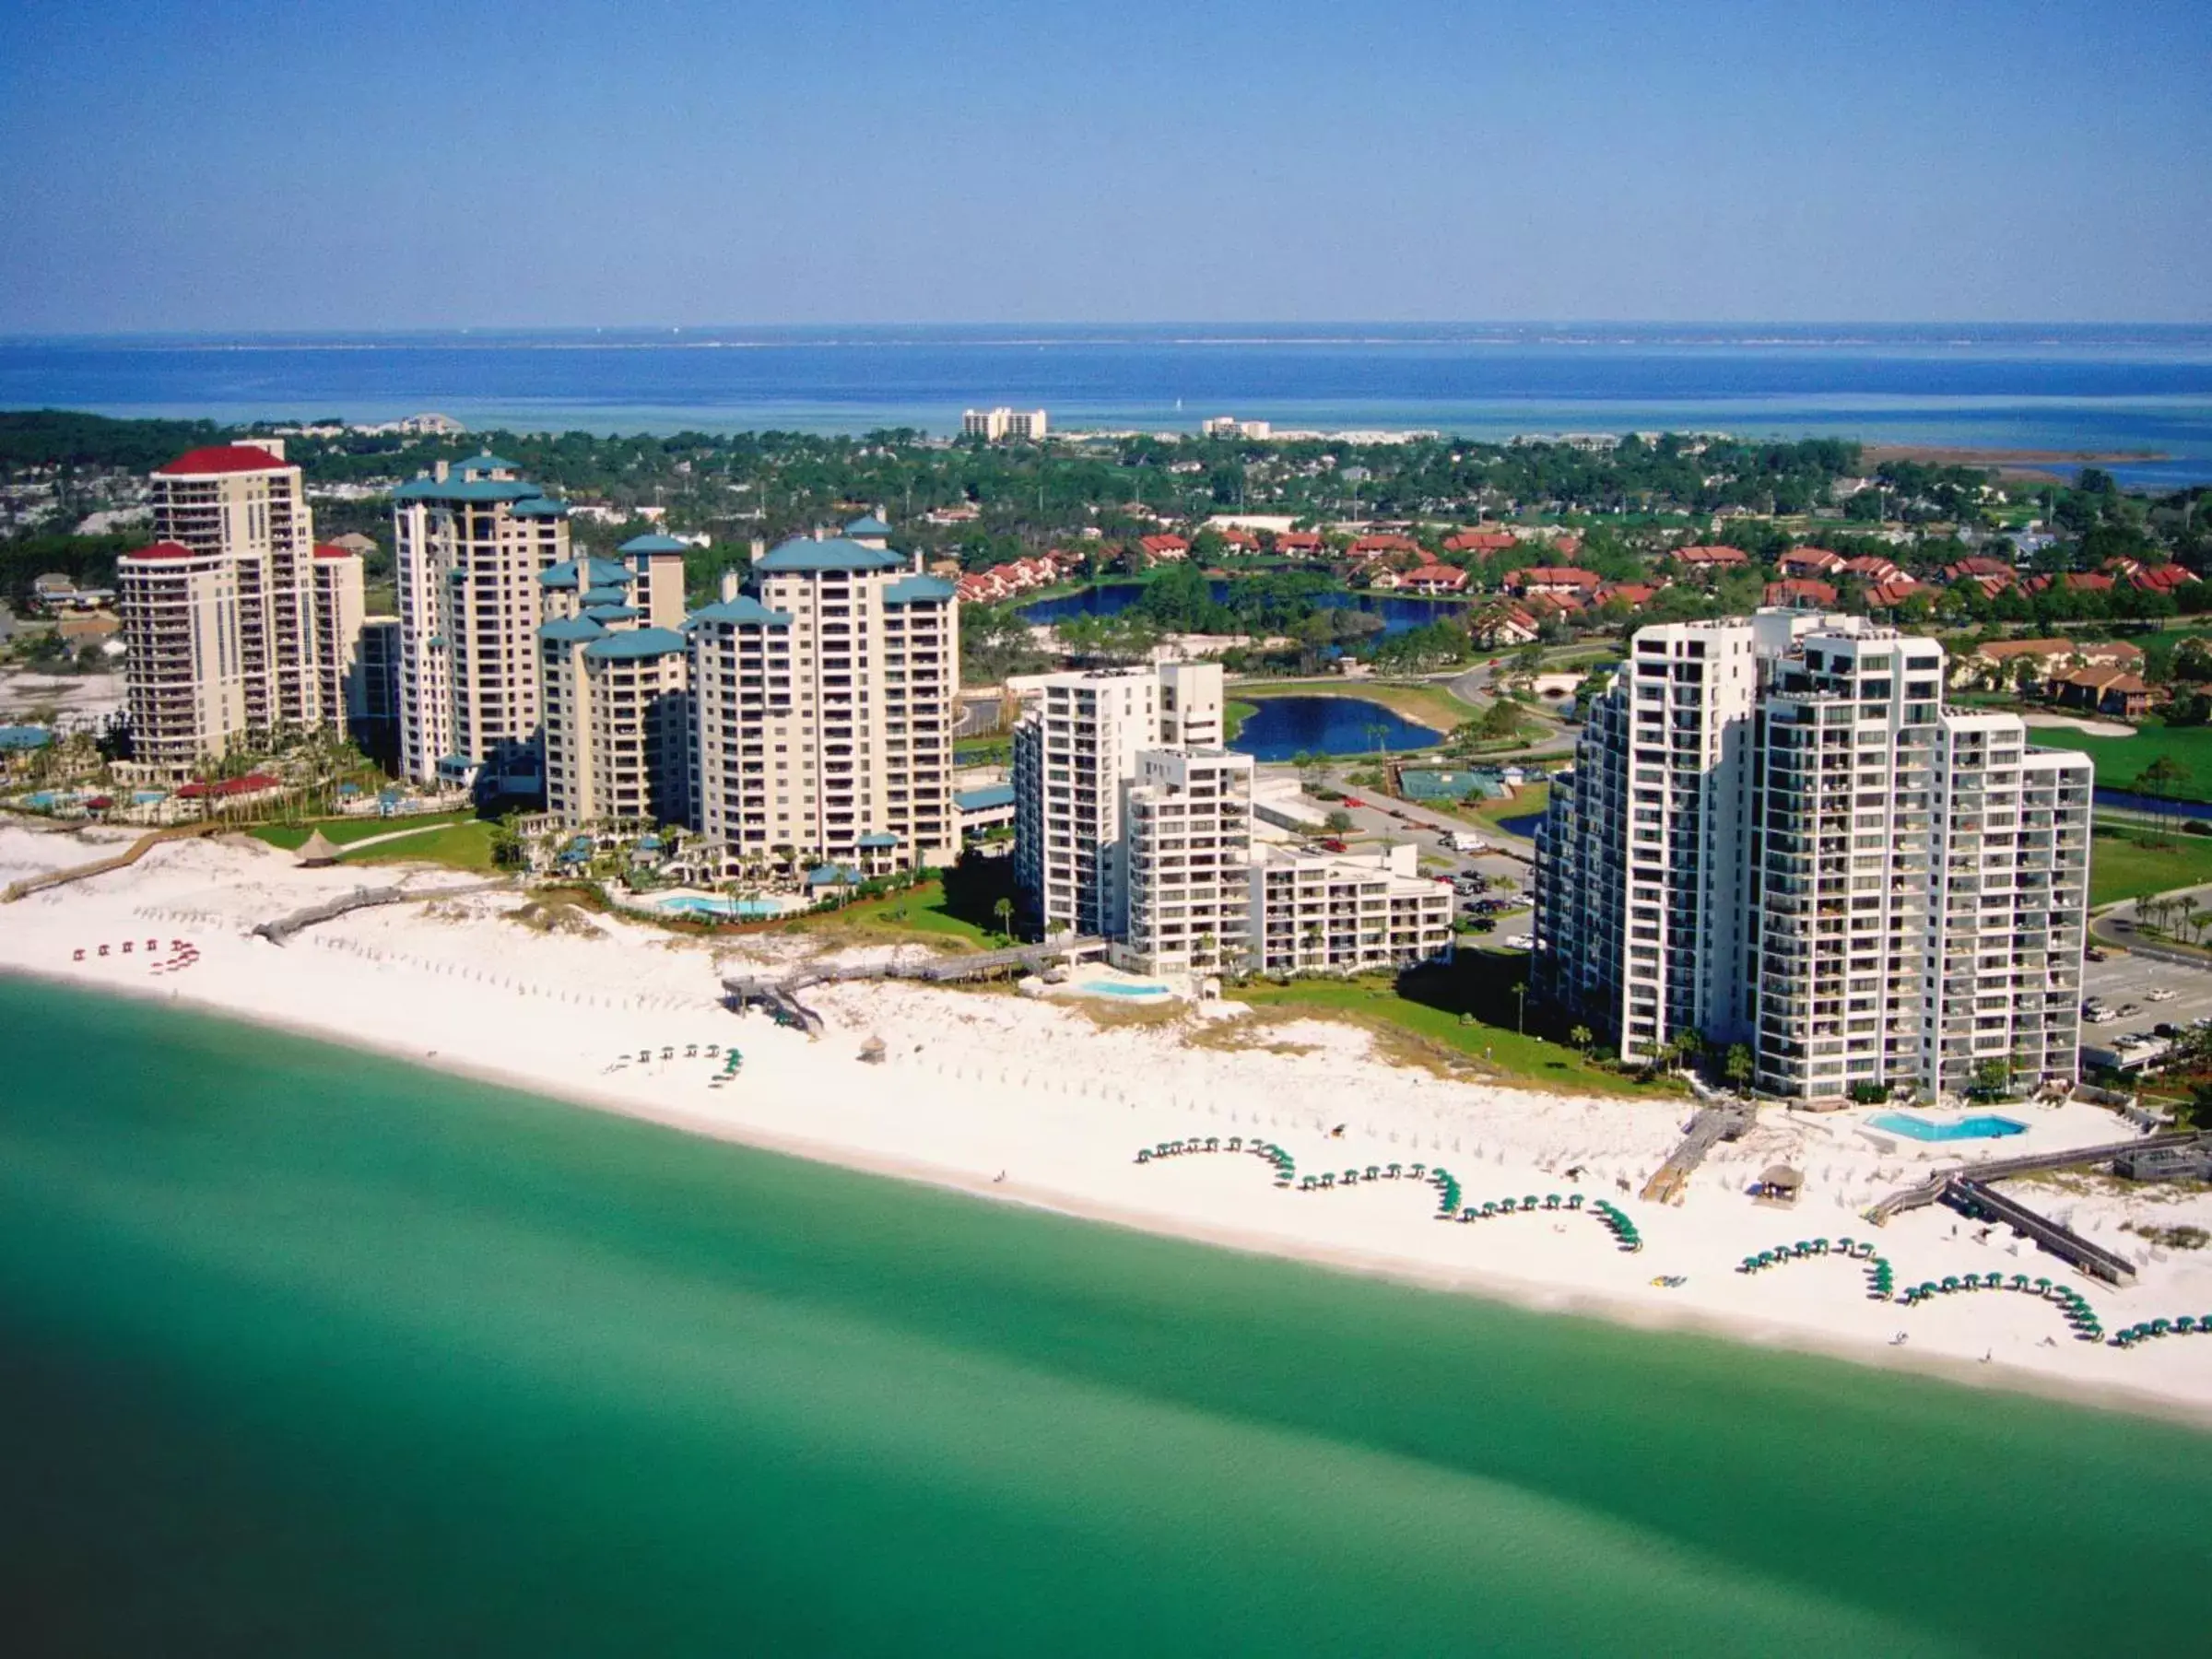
[
  {"xmin": 1753, "ymin": 1165, "xmax": 1804, "ymax": 1207},
  {"xmin": 297, "ymin": 828, "xmax": 343, "ymax": 867}
]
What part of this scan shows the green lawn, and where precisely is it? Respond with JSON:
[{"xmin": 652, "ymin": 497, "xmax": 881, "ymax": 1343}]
[
  {"xmin": 1224, "ymin": 699, "xmax": 1260, "ymax": 741},
  {"xmin": 2028, "ymin": 721, "xmax": 2212, "ymax": 803},
  {"xmin": 1228, "ymin": 959, "xmax": 1677, "ymax": 1097},
  {"xmin": 1231, "ymin": 678, "xmax": 1476, "ymax": 737},
  {"xmin": 785, "ymin": 859, "xmax": 1017, "ymax": 950},
  {"xmin": 2088, "ymin": 828, "xmax": 2212, "ymax": 907},
  {"xmin": 347, "ymin": 820, "xmax": 500, "ymax": 873},
  {"xmin": 249, "ymin": 812, "xmax": 499, "ymax": 874},
  {"xmin": 249, "ymin": 811, "xmax": 476, "ymax": 852}
]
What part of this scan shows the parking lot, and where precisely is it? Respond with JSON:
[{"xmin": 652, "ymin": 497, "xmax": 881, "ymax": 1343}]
[{"xmin": 2079, "ymin": 950, "xmax": 2212, "ymax": 1067}]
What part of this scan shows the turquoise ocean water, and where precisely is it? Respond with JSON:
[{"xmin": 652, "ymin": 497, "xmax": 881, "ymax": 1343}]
[{"xmin": 1, "ymin": 974, "xmax": 2206, "ymax": 1656}]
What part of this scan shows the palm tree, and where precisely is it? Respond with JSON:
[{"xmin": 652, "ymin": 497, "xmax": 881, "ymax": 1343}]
[
  {"xmin": 2178, "ymin": 895, "xmax": 2201, "ymax": 944},
  {"xmin": 992, "ymin": 896, "xmax": 1014, "ymax": 941},
  {"xmin": 1569, "ymin": 1023, "xmax": 1594, "ymax": 1054},
  {"xmin": 1512, "ymin": 979, "xmax": 1527, "ymax": 1034}
]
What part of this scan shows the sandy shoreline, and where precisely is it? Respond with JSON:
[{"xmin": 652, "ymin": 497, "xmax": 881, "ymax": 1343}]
[{"xmin": 6, "ymin": 819, "xmax": 2209, "ymax": 1430}]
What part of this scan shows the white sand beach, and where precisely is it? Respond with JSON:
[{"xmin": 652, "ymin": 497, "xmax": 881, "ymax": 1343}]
[{"xmin": 6, "ymin": 819, "xmax": 2210, "ymax": 1425}]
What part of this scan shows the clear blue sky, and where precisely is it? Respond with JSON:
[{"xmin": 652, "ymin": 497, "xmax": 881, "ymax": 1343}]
[{"xmin": 2, "ymin": 0, "xmax": 2206, "ymax": 330}]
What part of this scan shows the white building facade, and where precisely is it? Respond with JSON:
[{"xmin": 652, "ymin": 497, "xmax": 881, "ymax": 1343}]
[
  {"xmin": 118, "ymin": 441, "xmax": 365, "ymax": 776},
  {"xmin": 1248, "ymin": 841, "xmax": 1454, "ymax": 976},
  {"xmin": 689, "ymin": 535, "xmax": 959, "ymax": 876},
  {"xmin": 393, "ymin": 454, "xmax": 573, "ymax": 794},
  {"xmin": 1121, "ymin": 747, "xmax": 1254, "ymax": 975},
  {"xmin": 1536, "ymin": 614, "xmax": 2091, "ymax": 1101},
  {"xmin": 1012, "ymin": 663, "xmax": 1224, "ymax": 938}
]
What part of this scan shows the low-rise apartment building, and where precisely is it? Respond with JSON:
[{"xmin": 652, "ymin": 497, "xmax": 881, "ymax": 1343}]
[{"xmin": 1248, "ymin": 841, "xmax": 1453, "ymax": 976}]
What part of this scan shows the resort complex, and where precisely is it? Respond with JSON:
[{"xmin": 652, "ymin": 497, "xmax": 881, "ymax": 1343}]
[{"xmin": 1536, "ymin": 612, "xmax": 2094, "ymax": 1102}]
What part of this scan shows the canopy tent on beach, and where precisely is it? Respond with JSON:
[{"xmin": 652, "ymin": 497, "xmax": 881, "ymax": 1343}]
[{"xmin": 296, "ymin": 829, "xmax": 343, "ymax": 867}]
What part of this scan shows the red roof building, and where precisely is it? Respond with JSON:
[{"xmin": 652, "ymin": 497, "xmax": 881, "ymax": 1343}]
[
  {"xmin": 1507, "ymin": 566, "xmax": 1602, "ymax": 596},
  {"xmin": 1763, "ymin": 578, "xmax": 1839, "ymax": 610},
  {"xmin": 1778, "ymin": 547, "xmax": 1845, "ymax": 579},
  {"xmin": 1673, "ymin": 544, "xmax": 1750, "ymax": 572},
  {"xmin": 1275, "ymin": 530, "xmax": 1324, "ymax": 557},
  {"xmin": 1348, "ymin": 533, "xmax": 1421, "ymax": 559},
  {"xmin": 1138, "ymin": 534, "xmax": 1190, "ymax": 561},
  {"xmin": 1443, "ymin": 530, "xmax": 1517, "ymax": 554},
  {"xmin": 152, "ymin": 443, "xmax": 291, "ymax": 476},
  {"xmin": 1400, "ymin": 562, "xmax": 1470, "ymax": 594}
]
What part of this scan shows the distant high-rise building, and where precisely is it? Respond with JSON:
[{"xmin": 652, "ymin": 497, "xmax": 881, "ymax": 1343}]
[
  {"xmin": 1536, "ymin": 613, "xmax": 2091, "ymax": 1101},
  {"xmin": 688, "ymin": 533, "xmax": 959, "ymax": 876},
  {"xmin": 392, "ymin": 453, "xmax": 572, "ymax": 794},
  {"xmin": 961, "ymin": 407, "xmax": 1049, "ymax": 441},
  {"xmin": 120, "ymin": 441, "xmax": 363, "ymax": 776}
]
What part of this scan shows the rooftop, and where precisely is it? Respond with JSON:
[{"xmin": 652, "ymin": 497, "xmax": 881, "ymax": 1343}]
[
  {"xmin": 754, "ymin": 535, "xmax": 905, "ymax": 574},
  {"xmin": 539, "ymin": 557, "xmax": 635, "ymax": 591},
  {"xmin": 884, "ymin": 574, "xmax": 958, "ymax": 605},
  {"xmin": 153, "ymin": 443, "xmax": 289, "ymax": 477},
  {"xmin": 688, "ymin": 594, "xmax": 793, "ymax": 627},
  {"xmin": 582, "ymin": 626, "xmax": 688, "ymax": 661},
  {"xmin": 618, "ymin": 533, "xmax": 691, "ymax": 554}
]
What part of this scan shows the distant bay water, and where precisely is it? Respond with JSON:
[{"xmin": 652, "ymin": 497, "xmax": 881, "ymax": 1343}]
[
  {"xmin": 2, "ymin": 974, "xmax": 2208, "ymax": 1655},
  {"xmin": 4, "ymin": 323, "xmax": 2212, "ymax": 488}
]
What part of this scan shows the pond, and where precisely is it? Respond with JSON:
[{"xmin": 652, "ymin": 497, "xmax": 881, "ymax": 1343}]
[
  {"xmin": 1019, "ymin": 581, "xmax": 1466, "ymax": 638},
  {"xmin": 1229, "ymin": 696, "xmax": 1442, "ymax": 760}
]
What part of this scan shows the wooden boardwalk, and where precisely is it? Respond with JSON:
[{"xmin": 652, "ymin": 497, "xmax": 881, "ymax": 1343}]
[
  {"xmin": 1640, "ymin": 1104, "xmax": 1752, "ymax": 1206},
  {"xmin": 722, "ymin": 936, "xmax": 1110, "ymax": 1036},
  {"xmin": 1, "ymin": 821, "xmax": 223, "ymax": 904}
]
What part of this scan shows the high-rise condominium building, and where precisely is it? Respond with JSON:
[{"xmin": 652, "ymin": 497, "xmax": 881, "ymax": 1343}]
[
  {"xmin": 1535, "ymin": 613, "xmax": 2091, "ymax": 1101},
  {"xmin": 120, "ymin": 441, "xmax": 364, "ymax": 775},
  {"xmin": 1121, "ymin": 747, "xmax": 1255, "ymax": 974},
  {"xmin": 537, "ymin": 549, "xmax": 692, "ymax": 829},
  {"xmin": 351, "ymin": 617, "xmax": 403, "ymax": 767},
  {"xmin": 689, "ymin": 534, "xmax": 959, "ymax": 876},
  {"xmin": 393, "ymin": 453, "xmax": 572, "ymax": 794},
  {"xmin": 1012, "ymin": 664, "xmax": 1224, "ymax": 938},
  {"xmin": 117, "ymin": 541, "xmax": 243, "ymax": 774},
  {"xmin": 961, "ymin": 407, "xmax": 1049, "ymax": 441}
]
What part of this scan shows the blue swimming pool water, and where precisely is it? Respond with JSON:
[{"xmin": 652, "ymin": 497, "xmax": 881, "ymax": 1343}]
[
  {"xmin": 1867, "ymin": 1112, "xmax": 2029, "ymax": 1143},
  {"xmin": 653, "ymin": 895, "xmax": 782, "ymax": 920},
  {"xmin": 1084, "ymin": 981, "xmax": 1171, "ymax": 997}
]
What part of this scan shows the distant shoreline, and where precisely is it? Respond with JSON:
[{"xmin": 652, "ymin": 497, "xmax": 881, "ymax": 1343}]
[{"xmin": 1862, "ymin": 441, "xmax": 2171, "ymax": 479}]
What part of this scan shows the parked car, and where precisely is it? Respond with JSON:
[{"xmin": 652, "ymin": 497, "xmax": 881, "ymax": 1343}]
[
  {"xmin": 1340, "ymin": 796, "xmax": 1365, "ymax": 809},
  {"xmin": 2085, "ymin": 947, "xmax": 2110, "ymax": 962},
  {"xmin": 2147, "ymin": 987, "xmax": 2178, "ymax": 1003}
]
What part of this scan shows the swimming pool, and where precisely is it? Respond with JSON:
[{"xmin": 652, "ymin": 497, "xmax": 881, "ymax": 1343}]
[
  {"xmin": 1867, "ymin": 1112, "xmax": 2029, "ymax": 1143},
  {"xmin": 653, "ymin": 895, "xmax": 783, "ymax": 920},
  {"xmin": 1084, "ymin": 980, "xmax": 1172, "ymax": 997}
]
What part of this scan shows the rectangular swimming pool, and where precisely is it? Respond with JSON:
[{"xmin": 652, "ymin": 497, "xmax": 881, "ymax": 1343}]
[{"xmin": 1867, "ymin": 1112, "xmax": 2029, "ymax": 1143}]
